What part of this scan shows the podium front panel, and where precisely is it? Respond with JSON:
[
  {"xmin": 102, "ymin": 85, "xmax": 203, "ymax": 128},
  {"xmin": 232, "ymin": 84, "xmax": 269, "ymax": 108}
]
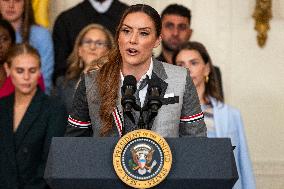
[{"xmin": 45, "ymin": 137, "xmax": 238, "ymax": 189}]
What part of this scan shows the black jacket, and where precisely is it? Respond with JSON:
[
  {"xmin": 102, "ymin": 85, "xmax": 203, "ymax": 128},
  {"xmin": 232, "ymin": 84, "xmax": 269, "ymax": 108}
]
[
  {"xmin": 52, "ymin": 0, "xmax": 128, "ymax": 83},
  {"xmin": 0, "ymin": 89, "xmax": 67, "ymax": 189}
]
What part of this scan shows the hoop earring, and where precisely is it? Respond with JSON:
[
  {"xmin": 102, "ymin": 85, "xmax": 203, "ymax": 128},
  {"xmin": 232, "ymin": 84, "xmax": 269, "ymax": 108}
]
[{"xmin": 205, "ymin": 75, "xmax": 209, "ymax": 83}]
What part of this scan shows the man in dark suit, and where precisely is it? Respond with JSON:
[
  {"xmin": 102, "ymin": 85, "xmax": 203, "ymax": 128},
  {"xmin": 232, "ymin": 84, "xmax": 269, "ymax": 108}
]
[
  {"xmin": 157, "ymin": 4, "xmax": 223, "ymax": 98},
  {"xmin": 52, "ymin": 0, "xmax": 128, "ymax": 83}
]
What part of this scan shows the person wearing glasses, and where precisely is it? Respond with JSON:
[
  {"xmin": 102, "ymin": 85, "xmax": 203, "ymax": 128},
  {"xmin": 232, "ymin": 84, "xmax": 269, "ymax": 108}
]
[
  {"xmin": 52, "ymin": 0, "xmax": 128, "ymax": 85},
  {"xmin": 53, "ymin": 24, "xmax": 114, "ymax": 112}
]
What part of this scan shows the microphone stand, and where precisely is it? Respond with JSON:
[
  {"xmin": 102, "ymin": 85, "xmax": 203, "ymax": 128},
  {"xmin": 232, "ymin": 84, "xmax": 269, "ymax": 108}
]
[
  {"xmin": 138, "ymin": 109, "xmax": 146, "ymax": 130},
  {"xmin": 133, "ymin": 97, "xmax": 162, "ymax": 131},
  {"xmin": 136, "ymin": 105, "xmax": 154, "ymax": 131},
  {"xmin": 133, "ymin": 104, "xmax": 147, "ymax": 130},
  {"xmin": 122, "ymin": 88, "xmax": 162, "ymax": 131}
]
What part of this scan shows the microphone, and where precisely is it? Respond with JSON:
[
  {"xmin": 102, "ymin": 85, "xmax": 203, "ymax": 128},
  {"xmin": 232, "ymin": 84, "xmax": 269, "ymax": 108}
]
[
  {"xmin": 147, "ymin": 79, "xmax": 162, "ymax": 124},
  {"xmin": 121, "ymin": 75, "xmax": 137, "ymax": 112}
]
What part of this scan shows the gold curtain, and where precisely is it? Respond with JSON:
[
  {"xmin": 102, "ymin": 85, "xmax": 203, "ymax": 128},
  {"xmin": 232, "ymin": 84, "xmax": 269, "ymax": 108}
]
[{"xmin": 32, "ymin": 0, "xmax": 49, "ymax": 28}]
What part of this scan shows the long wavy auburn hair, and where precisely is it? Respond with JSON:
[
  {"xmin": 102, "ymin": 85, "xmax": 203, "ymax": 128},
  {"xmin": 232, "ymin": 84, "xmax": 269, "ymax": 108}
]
[{"xmin": 94, "ymin": 4, "xmax": 162, "ymax": 136}]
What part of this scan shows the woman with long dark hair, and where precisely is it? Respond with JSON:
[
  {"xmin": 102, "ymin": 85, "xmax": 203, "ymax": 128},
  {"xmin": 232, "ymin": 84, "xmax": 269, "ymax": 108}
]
[
  {"xmin": 173, "ymin": 41, "xmax": 256, "ymax": 189},
  {"xmin": 66, "ymin": 4, "xmax": 206, "ymax": 137}
]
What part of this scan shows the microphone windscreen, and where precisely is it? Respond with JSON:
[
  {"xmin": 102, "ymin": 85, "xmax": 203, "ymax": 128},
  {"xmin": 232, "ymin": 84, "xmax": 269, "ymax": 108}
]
[
  {"xmin": 122, "ymin": 75, "xmax": 137, "ymax": 92},
  {"xmin": 149, "ymin": 79, "xmax": 162, "ymax": 93},
  {"xmin": 123, "ymin": 75, "xmax": 137, "ymax": 86}
]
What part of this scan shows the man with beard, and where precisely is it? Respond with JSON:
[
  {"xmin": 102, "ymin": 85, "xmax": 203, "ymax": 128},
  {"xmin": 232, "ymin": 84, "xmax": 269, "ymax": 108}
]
[
  {"xmin": 157, "ymin": 4, "xmax": 192, "ymax": 65},
  {"xmin": 157, "ymin": 4, "xmax": 223, "ymax": 98}
]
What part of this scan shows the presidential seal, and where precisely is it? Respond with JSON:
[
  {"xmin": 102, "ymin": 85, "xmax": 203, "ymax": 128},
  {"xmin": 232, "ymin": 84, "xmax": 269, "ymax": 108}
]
[{"xmin": 113, "ymin": 129, "xmax": 172, "ymax": 188}]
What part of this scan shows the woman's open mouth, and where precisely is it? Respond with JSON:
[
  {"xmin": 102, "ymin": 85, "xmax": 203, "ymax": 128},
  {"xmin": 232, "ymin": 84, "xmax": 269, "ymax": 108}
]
[{"xmin": 127, "ymin": 48, "xmax": 138, "ymax": 56}]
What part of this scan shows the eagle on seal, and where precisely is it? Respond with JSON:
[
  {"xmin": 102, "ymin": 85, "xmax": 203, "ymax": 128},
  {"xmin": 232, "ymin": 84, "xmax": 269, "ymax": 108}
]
[{"xmin": 129, "ymin": 144, "xmax": 156, "ymax": 175}]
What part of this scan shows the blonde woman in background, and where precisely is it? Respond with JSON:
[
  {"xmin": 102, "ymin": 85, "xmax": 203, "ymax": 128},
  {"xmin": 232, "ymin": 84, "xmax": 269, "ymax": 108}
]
[
  {"xmin": 54, "ymin": 24, "xmax": 114, "ymax": 112},
  {"xmin": 0, "ymin": 0, "xmax": 54, "ymax": 94},
  {"xmin": 0, "ymin": 43, "xmax": 66, "ymax": 189}
]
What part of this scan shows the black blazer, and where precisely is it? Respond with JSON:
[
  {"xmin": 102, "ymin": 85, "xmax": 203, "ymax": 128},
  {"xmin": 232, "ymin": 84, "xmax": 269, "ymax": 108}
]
[{"xmin": 0, "ymin": 89, "xmax": 67, "ymax": 189}]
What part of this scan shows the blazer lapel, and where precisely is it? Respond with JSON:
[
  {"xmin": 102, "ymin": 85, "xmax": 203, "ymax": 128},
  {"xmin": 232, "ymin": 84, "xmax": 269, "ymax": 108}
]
[
  {"xmin": 152, "ymin": 59, "xmax": 168, "ymax": 97},
  {"xmin": 0, "ymin": 94, "xmax": 18, "ymax": 177},
  {"xmin": 14, "ymin": 90, "xmax": 45, "ymax": 150},
  {"xmin": 146, "ymin": 59, "xmax": 168, "ymax": 130},
  {"xmin": 6, "ymin": 94, "xmax": 14, "ymax": 135},
  {"xmin": 114, "ymin": 59, "xmax": 169, "ymax": 133},
  {"xmin": 2, "ymin": 94, "xmax": 16, "ymax": 150}
]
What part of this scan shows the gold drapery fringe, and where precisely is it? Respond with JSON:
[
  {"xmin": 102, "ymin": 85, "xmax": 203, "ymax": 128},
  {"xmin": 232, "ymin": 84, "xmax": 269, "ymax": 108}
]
[{"xmin": 252, "ymin": 0, "xmax": 272, "ymax": 47}]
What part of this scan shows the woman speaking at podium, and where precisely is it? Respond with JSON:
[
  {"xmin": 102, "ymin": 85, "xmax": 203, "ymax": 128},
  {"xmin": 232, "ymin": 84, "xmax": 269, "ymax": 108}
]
[{"xmin": 65, "ymin": 4, "xmax": 206, "ymax": 137}]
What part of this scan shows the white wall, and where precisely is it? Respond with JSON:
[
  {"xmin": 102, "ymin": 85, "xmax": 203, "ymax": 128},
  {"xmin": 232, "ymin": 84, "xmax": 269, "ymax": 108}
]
[{"xmin": 50, "ymin": 0, "xmax": 284, "ymax": 188}]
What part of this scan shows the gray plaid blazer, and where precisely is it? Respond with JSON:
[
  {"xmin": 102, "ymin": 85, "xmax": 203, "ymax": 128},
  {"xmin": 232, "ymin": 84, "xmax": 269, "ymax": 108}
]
[{"xmin": 66, "ymin": 59, "xmax": 206, "ymax": 137}]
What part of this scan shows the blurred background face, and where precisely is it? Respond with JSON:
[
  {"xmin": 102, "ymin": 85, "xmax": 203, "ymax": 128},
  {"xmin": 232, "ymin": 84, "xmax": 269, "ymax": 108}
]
[
  {"xmin": 78, "ymin": 28, "xmax": 109, "ymax": 68},
  {"xmin": 118, "ymin": 12, "xmax": 160, "ymax": 68},
  {"xmin": 0, "ymin": 26, "xmax": 12, "ymax": 62},
  {"xmin": 161, "ymin": 14, "xmax": 192, "ymax": 51},
  {"xmin": 0, "ymin": 0, "xmax": 24, "ymax": 23},
  {"xmin": 6, "ymin": 53, "xmax": 40, "ymax": 95},
  {"xmin": 175, "ymin": 49, "xmax": 209, "ymax": 89}
]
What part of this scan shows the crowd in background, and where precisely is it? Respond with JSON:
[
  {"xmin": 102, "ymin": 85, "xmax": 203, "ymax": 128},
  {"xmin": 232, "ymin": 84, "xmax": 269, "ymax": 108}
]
[{"xmin": 0, "ymin": 1, "xmax": 255, "ymax": 189}]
